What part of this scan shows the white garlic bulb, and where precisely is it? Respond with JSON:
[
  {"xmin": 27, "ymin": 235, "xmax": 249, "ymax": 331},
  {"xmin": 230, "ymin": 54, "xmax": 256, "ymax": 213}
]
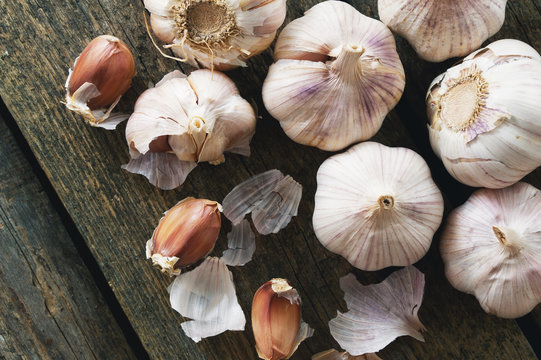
[
  {"xmin": 441, "ymin": 182, "xmax": 541, "ymax": 319},
  {"xmin": 378, "ymin": 0, "xmax": 507, "ymax": 62},
  {"xmin": 427, "ymin": 39, "xmax": 541, "ymax": 189},
  {"xmin": 124, "ymin": 69, "xmax": 256, "ymax": 190},
  {"xmin": 262, "ymin": 1, "xmax": 405, "ymax": 151},
  {"xmin": 144, "ymin": 0, "xmax": 287, "ymax": 71},
  {"xmin": 313, "ymin": 142, "xmax": 443, "ymax": 271}
]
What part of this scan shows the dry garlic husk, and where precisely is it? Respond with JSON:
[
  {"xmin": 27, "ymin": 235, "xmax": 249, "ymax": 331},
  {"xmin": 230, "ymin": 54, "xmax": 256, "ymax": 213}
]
[
  {"xmin": 441, "ymin": 182, "xmax": 541, "ymax": 318},
  {"xmin": 262, "ymin": 1, "xmax": 405, "ymax": 151},
  {"xmin": 146, "ymin": 197, "xmax": 221, "ymax": 276},
  {"xmin": 378, "ymin": 0, "xmax": 507, "ymax": 62},
  {"xmin": 313, "ymin": 142, "xmax": 444, "ymax": 271},
  {"xmin": 427, "ymin": 39, "xmax": 541, "ymax": 188},
  {"xmin": 144, "ymin": 0, "xmax": 287, "ymax": 70},
  {"xmin": 65, "ymin": 35, "xmax": 136, "ymax": 129},
  {"xmin": 124, "ymin": 69, "xmax": 256, "ymax": 190},
  {"xmin": 329, "ymin": 266, "xmax": 426, "ymax": 356},
  {"xmin": 221, "ymin": 219, "xmax": 256, "ymax": 266},
  {"xmin": 312, "ymin": 350, "xmax": 381, "ymax": 360},
  {"xmin": 252, "ymin": 278, "xmax": 313, "ymax": 360},
  {"xmin": 168, "ymin": 257, "xmax": 245, "ymax": 342}
]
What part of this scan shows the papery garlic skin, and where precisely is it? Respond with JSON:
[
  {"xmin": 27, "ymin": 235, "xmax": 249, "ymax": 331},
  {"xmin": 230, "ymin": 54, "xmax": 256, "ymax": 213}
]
[
  {"xmin": 378, "ymin": 0, "xmax": 507, "ymax": 62},
  {"xmin": 124, "ymin": 69, "xmax": 256, "ymax": 189},
  {"xmin": 65, "ymin": 35, "xmax": 136, "ymax": 129},
  {"xmin": 441, "ymin": 182, "xmax": 541, "ymax": 318},
  {"xmin": 427, "ymin": 39, "xmax": 541, "ymax": 188},
  {"xmin": 262, "ymin": 1, "xmax": 405, "ymax": 151},
  {"xmin": 313, "ymin": 142, "xmax": 443, "ymax": 271},
  {"xmin": 312, "ymin": 350, "xmax": 381, "ymax": 360},
  {"xmin": 144, "ymin": 0, "xmax": 286, "ymax": 70},
  {"xmin": 146, "ymin": 197, "xmax": 221, "ymax": 276}
]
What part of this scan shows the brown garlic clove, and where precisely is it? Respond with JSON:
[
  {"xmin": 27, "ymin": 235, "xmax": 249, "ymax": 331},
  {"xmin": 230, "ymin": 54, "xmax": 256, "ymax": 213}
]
[{"xmin": 146, "ymin": 197, "xmax": 221, "ymax": 276}]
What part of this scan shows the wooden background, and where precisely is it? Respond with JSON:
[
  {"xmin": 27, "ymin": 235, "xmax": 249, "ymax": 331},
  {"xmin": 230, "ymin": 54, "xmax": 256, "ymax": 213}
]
[{"xmin": 0, "ymin": 0, "xmax": 540, "ymax": 359}]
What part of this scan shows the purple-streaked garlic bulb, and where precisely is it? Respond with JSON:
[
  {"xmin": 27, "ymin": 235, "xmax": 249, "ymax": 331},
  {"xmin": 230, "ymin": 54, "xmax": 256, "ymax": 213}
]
[
  {"xmin": 144, "ymin": 0, "xmax": 287, "ymax": 71},
  {"xmin": 441, "ymin": 182, "xmax": 541, "ymax": 318},
  {"xmin": 262, "ymin": 1, "xmax": 405, "ymax": 151},
  {"xmin": 427, "ymin": 39, "xmax": 541, "ymax": 188},
  {"xmin": 378, "ymin": 0, "xmax": 507, "ymax": 62},
  {"xmin": 313, "ymin": 142, "xmax": 444, "ymax": 271},
  {"xmin": 123, "ymin": 70, "xmax": 256, "ymax": 190}
]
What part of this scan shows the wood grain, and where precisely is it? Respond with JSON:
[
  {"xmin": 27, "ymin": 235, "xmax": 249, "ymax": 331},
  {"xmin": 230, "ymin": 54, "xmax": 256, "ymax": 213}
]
[{"xmin": 0, "ymin": 0, "xmax": 539, "ymax": 359}]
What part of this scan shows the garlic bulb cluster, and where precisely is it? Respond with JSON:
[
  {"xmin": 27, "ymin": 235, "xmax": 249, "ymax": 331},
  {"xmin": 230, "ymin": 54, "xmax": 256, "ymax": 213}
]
[
  {"xmin": 441, "ymin": 182, "xmax": 541, "ymax": 318},
  {"xmin": 262, "ymin": 1, "xmax": 405, "ymax": 151},
  {"xmin": 313, "ymin": 142, "xmax": 444, "ymax": 271},
  {"xmin": 124, "ymin": 69, "xmax": 256, "ymax": 190},
  {"xmin": 312, "ymin": 350, "xmax": 381, "ymax": 360},
  {"xmin": 427, "ymin": 39, "xmax": 541, "ymax": 188},
  {"xmin": 145, "ymin": 0, "xmax": 287, "ymax": 70},
  {"xmin": 378, "ymin": 0, "xmax": 507, "ymax": 62},
  {"xmin": 65, "ymin": 35, "xmax": 136, "ymax": 129}
]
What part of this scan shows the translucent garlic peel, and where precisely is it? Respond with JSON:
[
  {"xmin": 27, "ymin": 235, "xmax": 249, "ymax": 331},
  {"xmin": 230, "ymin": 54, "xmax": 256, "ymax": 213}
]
[
  {"xmin": 313, "ymin": 142, "xmax": 444, "ymax": 271},
  {"xmin": 329, "ymin": 266, "xmax": 426, "ymax": 356},
  {"xmin": 312, "ymin": 350, "xmax": 381, "ymax": 360},
  {"xmin": 378, "ymin": 0, "xmax": 507, "ymax": 62},
  {"xmin": 168, "ymin": 257, "xmax": 246, "ymax": 342},
  {"xmin": 427, "ymin": 39, "xmax": 541, "ymax": 188},
  {"xmin": 144, "ymin": 0, "xmax": 286, "ymax": 70},
  {"xmin": 441, "ymin": 182, "xmax": 541, "ymax": 318},
  {"xmin": 262, "ymin": 1, "xmax": 405, "ymax": 151},
  {"xmin": 221, "ymin": 219, "xmax": 256, "ymax": 266}
]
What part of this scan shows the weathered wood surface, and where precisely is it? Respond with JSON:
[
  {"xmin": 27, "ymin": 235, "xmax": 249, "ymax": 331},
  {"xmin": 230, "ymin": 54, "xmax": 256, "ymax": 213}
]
[
  {"xmin": 0, "ymin": 0, "xmax": 539, "ymax": 359},
  {"xmin": 0, "ymin": 112, "xmax": 135, "ymax": 359}
]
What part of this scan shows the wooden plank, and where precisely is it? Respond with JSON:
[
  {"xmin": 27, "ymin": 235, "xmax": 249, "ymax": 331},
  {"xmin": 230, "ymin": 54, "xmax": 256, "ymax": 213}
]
[
  {"xmin": 0, "ymin": 0, "xmax": 538, "ymax": 359},
  {"xmin": 0, "ymin": 112, "xmax": 136, "ymax": 359}
]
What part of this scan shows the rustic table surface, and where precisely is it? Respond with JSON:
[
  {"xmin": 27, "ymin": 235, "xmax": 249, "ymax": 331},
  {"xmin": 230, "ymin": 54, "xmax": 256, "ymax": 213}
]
[{"xmin": 1, "ymin": 0, "xmax": 540, "ymax": 359}]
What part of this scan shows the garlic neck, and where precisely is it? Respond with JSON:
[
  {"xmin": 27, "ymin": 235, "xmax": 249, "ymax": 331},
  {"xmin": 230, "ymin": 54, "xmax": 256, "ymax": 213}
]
[
  {"xmin": 189, "ymin": 116, "xmax": 208, "ymax": 151},
  {"xmin": 378, "ymin": 195, "xmax": 395, "ymax": 210},
  {"xmin": 493, "ymin": 226, "xmax": 521, "ymax": 256},
  {"xmin": 331, "ymin": 45, "xmax": 364, "ymax": 83}
]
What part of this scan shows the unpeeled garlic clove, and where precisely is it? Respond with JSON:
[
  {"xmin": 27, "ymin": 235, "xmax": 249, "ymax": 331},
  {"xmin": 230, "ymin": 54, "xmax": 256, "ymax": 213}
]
[
  {"xmin": 441, "ymin": 182, "xmax": 541, "ymax": 318},
  {"xmin": 427, "ymin": 39, "xmax": 541, "ymax": 188},
  {"xmin": 312, "ymin": 350, "xmax": 381, "ymax": 360},
  {"xmin": 378, "ymin": 0, "xmax": 507, "ymax": 62},
  {"xmin": 65, "ymin": 35, "xmax": 136, "ymax": 129},
  {"xmin": 262, "ymin": 1, "xmax": 405, "ymax": 151},
  {"xmin": 146, "ymin": 197, "xmax": 221, "ymax": 276}
]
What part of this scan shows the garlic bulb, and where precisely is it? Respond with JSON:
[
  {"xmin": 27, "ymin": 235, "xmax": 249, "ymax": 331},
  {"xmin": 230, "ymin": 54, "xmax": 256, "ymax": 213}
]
[
  {"xmin": 313, "ymin": 142, "xmax": 444, "ymax": 271},
  {"xmin": 124, "ymin": 69, "xmax": 256, "ymax": 189},
  {"xmin": 144, "ymin": 0, "xmax": 287, "ymax": 70},
  {"xmin": 378, "ymin": 0, "xmax": 507, "ymax": 62},
  {"xmin": 441, "ymin": 182, "xmax": 541, "ymax": 318},
  {"xmin": 312, "ymin": 350, "xmax": 381, "ymax": 360},
  {"xmin": 427, "ymin": 39, "xmax": 541, "ymax": 188},
  {"xmin": 65, "ymin": 35, "xmax": 136, "ymax": 129},
  {"xmin": 262, "ymin": 1, "xmax": 405, "ymax": 151}
]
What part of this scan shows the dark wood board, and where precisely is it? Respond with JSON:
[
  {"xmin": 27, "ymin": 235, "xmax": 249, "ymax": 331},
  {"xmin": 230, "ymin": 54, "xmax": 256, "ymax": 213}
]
[{"xmin": 0, "ymin": 0, "xmax": 539, "ymax": 359}]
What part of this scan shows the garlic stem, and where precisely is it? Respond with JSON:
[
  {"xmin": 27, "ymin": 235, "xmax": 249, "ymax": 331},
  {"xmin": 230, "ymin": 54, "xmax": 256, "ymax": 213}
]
[
  {"xmin": 331, "ymin": 45, "xmax": 364, "ymax": 82},
  {"xmin": 378, "ymin": 195, "xmax": 394, "ymax": 210},
  {"xmin": 492, "ymin": 226, "xmax": 521, "ymax": 256}
]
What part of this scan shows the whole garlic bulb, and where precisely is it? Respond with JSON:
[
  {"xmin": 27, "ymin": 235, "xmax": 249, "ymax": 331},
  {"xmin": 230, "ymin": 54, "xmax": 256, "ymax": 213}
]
[
  {"xmin": 427, "ymin": 39, "xmax": 541, "ymax": 188},
  {"xmin": 441, "ymin": 182, "xmax": 541, "ymax": 318},
  {"xmin": 378, "ymin": 0, "xmax": 507, "ymax": 62},
  {"xmin": 262, "ymin": 1, "xmax": 405, "ymax": 151},
  {"xmin": 313, "ymin": 142, "xmax": 444, "ymax": 271},
  {"xmin": 124, "ymin": 69, "xmax": 256, "ymax": 190},
  {"xmin": 144, "ymin": 0, "xmax": 287, "ymax": 71}
]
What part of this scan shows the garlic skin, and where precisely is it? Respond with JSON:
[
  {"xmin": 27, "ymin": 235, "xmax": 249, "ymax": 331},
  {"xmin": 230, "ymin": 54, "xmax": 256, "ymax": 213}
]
[
  {"xmin": 427, "ymin": 39, "xmax": 541, "ymax": 188},
  {"xmin": 65, "ymin": 35, "xmax": 136, "ymax": 129},
  {"xmin": 262, "ymin": 1, "xmax": 405, "ymax": 151},
  {"xmin": 124, "ymin": 69, "xmax": 256, "ymax": 189},
  {"xmin": 378, "ymin": 0, "xmax": 507, "ymax": 62},
  {"xmin": 312, "ymin": 350, "xmax": 381, "ymax": 360},
  {"xmin": 441, "ymin": 182, "xmax": 541, "ymax": 318},
  {"xmin": 221, "ymin": 219, "xmax": 256, "ymax": 267},
  {"xmin": 313, "ymin": 142, "xmax": 444, "ymax": 271},
  {"xmin": 144, "ymin": 0, "xmax": 287, "ymax": 70},
  {"xmin": 146, "ymin": 197, "xmax": 221, "ymax": 276}
]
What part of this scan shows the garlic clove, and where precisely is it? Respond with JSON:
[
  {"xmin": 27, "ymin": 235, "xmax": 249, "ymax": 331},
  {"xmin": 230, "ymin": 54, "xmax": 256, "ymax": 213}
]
[
  {"xmin": 313, "ymin": 142, "xmax": 444, "ymax": 271},
  {"xmin": 427, "ymin": 39, "xmax": 541, "ymax": 188},
  {"xmin": 221, "ymin": 219, "xmax": 256, "ymax": 267},
  {"xmin": 65, "ymin": 35, "xmax": 136, "ymax": 129},
  {"xmin": 168, "ymin": 257, "xmax": 246, "ymax": 342},
  {"xmin": 441, "ymin": 182, "xmax": 541, "ymax": 318},
  {"xmin": 378, "ymin": 0, "xmax": 507, "ymax": 62},
  {"xmin": 262, "ymin": 1, "xmax": 405, "ymax": 151},
  {"xmin": 312, "ymin": 350, "xmax": 381, "ymax": 360},
  {"xmin": 329, "ymin": 266, "xmax": 426, "ymax": 356},
  {"xmin": 147, "ymin": 197, "xmax": 221, "ymax": 276}
]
